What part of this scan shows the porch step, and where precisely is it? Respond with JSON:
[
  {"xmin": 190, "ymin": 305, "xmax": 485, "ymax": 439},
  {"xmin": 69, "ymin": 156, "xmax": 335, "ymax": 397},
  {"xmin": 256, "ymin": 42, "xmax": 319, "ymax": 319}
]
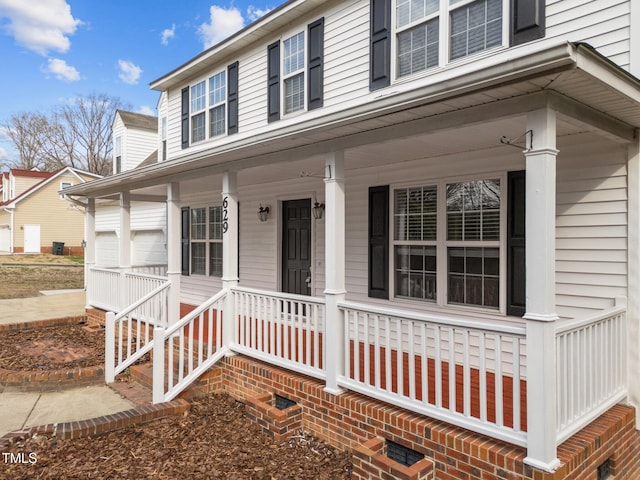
[{"xmin": 128, "ymin": 363, "xmax": 153, "ymax": 390}]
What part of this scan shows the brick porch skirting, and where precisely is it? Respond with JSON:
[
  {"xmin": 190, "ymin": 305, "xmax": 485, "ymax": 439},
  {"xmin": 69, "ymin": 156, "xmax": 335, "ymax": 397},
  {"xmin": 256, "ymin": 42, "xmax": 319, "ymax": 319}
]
[{"xmin": 196, "ymin": 354, "xmax": 640, "ymax": 480}]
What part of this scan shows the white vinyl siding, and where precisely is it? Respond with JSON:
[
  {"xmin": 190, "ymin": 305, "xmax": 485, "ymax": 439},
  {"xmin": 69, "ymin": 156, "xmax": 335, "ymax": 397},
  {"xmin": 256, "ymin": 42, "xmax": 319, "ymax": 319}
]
[
  {"xmin": 555, "ymin": 136, "xmax": 628, "ymax": 316},
  {"xmin": 546, "ymin": 0, "xmax": 631, "ymax": 71},
  {"xmin": 112, "ymin": 114, "xmax": 157, "ymax": 172}
]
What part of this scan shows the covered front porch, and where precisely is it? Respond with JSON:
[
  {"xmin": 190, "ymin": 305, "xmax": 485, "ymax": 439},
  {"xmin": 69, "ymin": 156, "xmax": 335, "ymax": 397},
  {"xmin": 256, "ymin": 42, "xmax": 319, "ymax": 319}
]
[
  {"xmin": 67, "ymin": 44, "xmax": 640, "ymax": 472},
  {"xmin": 84, "ymin": 107, "xmax": 634, "ymax": 472}
]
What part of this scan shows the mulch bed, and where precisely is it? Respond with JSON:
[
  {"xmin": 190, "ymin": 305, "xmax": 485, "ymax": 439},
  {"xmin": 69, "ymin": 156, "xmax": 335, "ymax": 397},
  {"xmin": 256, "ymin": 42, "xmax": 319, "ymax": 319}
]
[
  {"xmin": 0, "ymin": 323, "xmax": 104, "ymax": 371},
  {"xmin": 1, "ymin": 323, "xmax": 353, "ymax": 478},
  {"xmin": 3, "ymin": 393, "xmax": 352, "ymax": 479}
]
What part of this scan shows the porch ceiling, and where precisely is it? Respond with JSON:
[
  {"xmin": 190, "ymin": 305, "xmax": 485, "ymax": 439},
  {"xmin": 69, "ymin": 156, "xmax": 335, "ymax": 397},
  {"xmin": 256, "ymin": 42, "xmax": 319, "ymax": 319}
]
[{"xmin": 66, "ymin": 42, "xmax": 640, "ymax": 200}]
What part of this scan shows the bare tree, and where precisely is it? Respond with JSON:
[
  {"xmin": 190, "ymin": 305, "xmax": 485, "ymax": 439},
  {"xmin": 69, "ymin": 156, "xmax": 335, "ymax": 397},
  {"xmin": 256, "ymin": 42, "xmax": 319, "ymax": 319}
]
[
  {"xmin": 2, "ymin": 92, "xmax": 131, "ymax": 176},
  {"xmin": 2, "ymin": 112, "xmax": 50, "ymax": 170}
]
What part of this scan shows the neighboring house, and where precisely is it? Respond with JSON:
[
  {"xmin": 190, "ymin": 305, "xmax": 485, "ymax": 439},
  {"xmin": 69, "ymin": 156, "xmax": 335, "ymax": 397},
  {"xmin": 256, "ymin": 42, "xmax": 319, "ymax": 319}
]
[
  {"xmin": 65, "ymin": 1, "xmax": 640, "ymax": 478},
  {"xmin": 0, "ymin": 167, "xmax": 101, "ymax": 254},
  {"xmin": 94, "ymin": 110, "xmax": 167, "ymax": 269},
  {"xmin": 112, "ymin": 110, "xmax": 158, "ymax": 174}
]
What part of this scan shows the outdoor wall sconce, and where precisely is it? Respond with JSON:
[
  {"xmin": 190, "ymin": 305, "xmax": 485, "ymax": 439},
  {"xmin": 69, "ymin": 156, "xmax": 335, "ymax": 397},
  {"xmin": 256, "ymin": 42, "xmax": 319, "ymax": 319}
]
[
  {"xmin": 81, "ymin": 240, "xmax": 87, "ymax": 249},
  {"xmin": 258, "ymin": 204, "xmax": 270, "ymax": 222},
  {"xmin": 312, "ymin": 202, "xmax": 325, "ymax": 220}
]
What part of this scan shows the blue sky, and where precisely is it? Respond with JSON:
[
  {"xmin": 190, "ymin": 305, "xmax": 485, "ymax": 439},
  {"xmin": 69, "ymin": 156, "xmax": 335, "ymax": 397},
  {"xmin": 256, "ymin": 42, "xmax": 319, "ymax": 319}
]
[{"xmin": 0, "ymin": 0, "xmax": 283, "ymax": 167}]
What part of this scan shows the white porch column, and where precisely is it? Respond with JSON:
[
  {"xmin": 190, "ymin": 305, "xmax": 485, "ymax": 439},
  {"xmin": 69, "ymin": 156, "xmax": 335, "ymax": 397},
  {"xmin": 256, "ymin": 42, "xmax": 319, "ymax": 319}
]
[
  {"xmin": 221, "ymin": 171, "xmax": 239, "ymax": 349},
  {"xmin": 627, "ymin": 131, "xmax": 640, "ymax": 426},
  {"xmin": 166, "ymin": 183, "xmax": 181, "ymax": 326},
  {"xmin": 84, "ymin": 198, "xmax": 96, "ymax": 302},
  {"xmin": 119, "ymin": 192, "xmax": 131, "ymax": 309},
  {"xmin": 523, "ymin": 108, "xmax": 561, "ymax": 472},
  {"xmin": 324, "ymin": 151, "xmax": 346, "ymax": 394}
]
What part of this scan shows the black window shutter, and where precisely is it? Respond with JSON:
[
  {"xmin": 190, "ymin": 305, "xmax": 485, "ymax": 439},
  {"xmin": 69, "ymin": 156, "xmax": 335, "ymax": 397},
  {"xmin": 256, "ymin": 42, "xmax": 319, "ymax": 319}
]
[
  {"xmin": 267, "ymin": 41, "xmax": 280, "ymax": 123},
  {"xmin": 227, "ymin": 61, "xmax": 239, "ymax": 134},
  {"xmin": 181, "ymin": 87, "xmax": 189, "ymax": 149},
  {"xmin": 181, "ymin": 206, "xmax": 190, "ymax": 276},
  {"xmin": 307, "ymin": 18, "xmax": 324, "ymax": 111},
  {"xmin": 369, "ymin": 185, "xmax": 389, "ymax": 299},
  {"xmin": 511, "ymin": 0, "xmax": 545, "ymax": 46},
  {"xmin": 507, "ymin": 170, "xmax": 525, "ymax": 316},
  {"xmin": 370, "ymin": 0, "xmax": 391, "ymax": 91}
]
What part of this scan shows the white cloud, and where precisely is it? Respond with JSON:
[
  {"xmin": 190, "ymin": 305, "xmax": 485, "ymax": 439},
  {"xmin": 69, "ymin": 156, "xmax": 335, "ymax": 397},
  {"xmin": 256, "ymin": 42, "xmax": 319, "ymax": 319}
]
[
  {"xmin": 161, "ymin": 24, "xmax": 175, "ymax": 46},
  {"xmin": 45, "ymin": 57, "xmax": 80, "ymax": 81},
  {"xmin": 247, "ymin": 5, "xmax": 273, "ymax": 22},
  {"xmin": 0, "ymin": 0, "xmax": 81, "ymax": 55},
  {"xmin": 197, "ymin": 5, "xmax": 244, "ymax": 50},
  {"xmin": 118, "ymin": 60, "xmax": 142, "ymax": 85},
  {"xmin": 137, "ymin": 105, "xmax": 156, "ymax": 116},
  {"xmin": 0, "ymin": 146, "xmax": 7, "ymax": 162}
]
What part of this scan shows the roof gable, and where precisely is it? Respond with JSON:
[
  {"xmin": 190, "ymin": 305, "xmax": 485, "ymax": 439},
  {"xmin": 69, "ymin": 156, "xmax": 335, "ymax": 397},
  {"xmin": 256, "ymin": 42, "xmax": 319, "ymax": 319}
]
[{"xmin": 115, "ymin": 110, "xmax": 157, "ymax": 131}]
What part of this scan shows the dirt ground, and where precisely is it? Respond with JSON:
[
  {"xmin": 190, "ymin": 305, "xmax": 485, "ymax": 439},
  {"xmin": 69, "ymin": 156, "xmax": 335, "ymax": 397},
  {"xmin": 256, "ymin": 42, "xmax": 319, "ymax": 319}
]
[{"xmin": 0, "ymin": 254, "xmax": 84, "ymax": 299}]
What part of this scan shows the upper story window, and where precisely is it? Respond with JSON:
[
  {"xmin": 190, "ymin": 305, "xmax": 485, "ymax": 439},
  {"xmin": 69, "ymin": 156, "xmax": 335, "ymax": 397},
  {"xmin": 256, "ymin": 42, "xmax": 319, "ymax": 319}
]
[
  {"xmin": 283, "ymin": 32, "xmax": 305, "ymax": 114},
  {"xmin": 182, "ymin": 62, "xmax": 238, "ymax": 149},
  {"xmin": 267, "ymin": 18, "xmax": 324, "ymax": 123},
  {"xmin": 371, "ymin": 0, "xmax": 538, "ymax": 90},
  {"xmin": 161, "ymin": 117, "xmax": 167, "ymax": 161},
  {"xmin": 114, "ymin": 136, "xmax": 122, "ymax": 173},
  {"xmin": 395, "ymin": 0, "xmax": 503, "ymax": 79},
  {"xmin": 209, "ymin": 71, "xmax": 226, "ymax": 137},
  {"xmin": 190, "ymin": 81, "xmax": 206, "ymax": 143},
  {"xmin": 59, "ymin": 181, "xmax": 72, "ymax": 199}
]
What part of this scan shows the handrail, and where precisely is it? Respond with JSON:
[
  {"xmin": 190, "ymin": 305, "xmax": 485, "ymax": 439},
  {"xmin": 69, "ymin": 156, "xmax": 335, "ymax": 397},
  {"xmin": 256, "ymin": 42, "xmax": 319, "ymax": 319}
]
[
  {"xmin": 114, "ymin": 280, "xmax": 171, "ymax": 323},
  {"xmin": 164, "ymin": 288, "xmax": 228, "ymax": 337},
  {"xmin": 555, "ymin": 304, "xmax": 626, "ymax": 334},
  {"xmin": 337, "ymin": 299, "xmax": 526, "ymax": 336},
  {"xmin": 232, "ymin": 285, "xmax": 326, "ymax": 305}
]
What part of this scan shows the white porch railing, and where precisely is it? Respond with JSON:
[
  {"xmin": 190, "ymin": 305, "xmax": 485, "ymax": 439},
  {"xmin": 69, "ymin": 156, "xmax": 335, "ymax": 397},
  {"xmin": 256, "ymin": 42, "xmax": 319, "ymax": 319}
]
[
  {"xmin": 131, "ymin": 264, "xmax": 168, "ymax": 277},
  {"xmin": 105, "ymin": 279, "xmax": 171, "ymax": 383},
  {"xmin": 231, "ymin": 286, "xmax": 326, "ymax": 380},
  {"xmin": 152, "ymin": 289, "xmax": 228, "ymax": 403},
  {"xmin": 555, "ymin": 302, "xmax": 627, "ymax": 444},
  {"xmin": 99, "ymin": 277, "xmax": 628, "ymax": 465},
  {"xmin": 337, "ymin": 300, "xmax": 528, "ymax": 447},
  {"xmin": 87, "ymin": 267, "xmax": 122, "ymax": 311},
  {"xmin": 87, "ymin": 267, "xmax": 168, "ymax": 312}
]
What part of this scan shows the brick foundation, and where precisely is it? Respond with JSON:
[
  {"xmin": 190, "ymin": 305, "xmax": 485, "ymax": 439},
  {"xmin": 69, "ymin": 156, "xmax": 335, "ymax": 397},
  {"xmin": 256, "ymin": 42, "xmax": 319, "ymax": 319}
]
[
  {"xmin": 86, "ymin": 308, "xmax": 106, "ymax": 328},
  {"xmin": 245, "ymin": 392, "xmax": 303, "ymax": 441},
  {"xmin": 217, "ymin": 355, "xmax": 640, "ymax": 480},
  {"xmin": 352, "ymin": 437, "xmax": 434, "ymax": 480}
]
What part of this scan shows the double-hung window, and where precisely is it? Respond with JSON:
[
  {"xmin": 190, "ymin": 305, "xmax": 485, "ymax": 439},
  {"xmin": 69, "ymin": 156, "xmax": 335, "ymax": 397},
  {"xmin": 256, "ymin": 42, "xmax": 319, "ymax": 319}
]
[
  {"xmin": 394, "ymin": 186, "xmax": 438, "ymax": 301},
  {"xmin": 391, "ymin": 177, "xmax": 502, "ymax": 310},
  {"xmin": 190, "ymin": 206, "xmax": 223, "ymax": 277},
  {"xmin": 209, "ymin": 71, "xmax": 226, "ymax": 137},
  {"xmin": 449, "ymin": 0, "xmax": 502, "ymax": 60},
  {"xmin": 283, "ymin": 31, "xmax": 305, "ymax": 114},
  {"xmin": 394, "ymin": 0, "xmax": 503, "ymax": 78},
  {"xmin": 446, "ymin": 179, "xmax": 500, "ymax": 308},
  {"xmin": 190, "ymin": 81, "xmax": 206, "ymax": 143}
]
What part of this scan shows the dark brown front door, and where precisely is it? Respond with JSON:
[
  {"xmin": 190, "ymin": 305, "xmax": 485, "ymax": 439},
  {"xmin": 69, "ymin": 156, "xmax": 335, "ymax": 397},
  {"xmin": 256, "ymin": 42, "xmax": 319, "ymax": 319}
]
[{"xmin": 282, "ymin": 199, "xmax": 311, "ymax": 295}]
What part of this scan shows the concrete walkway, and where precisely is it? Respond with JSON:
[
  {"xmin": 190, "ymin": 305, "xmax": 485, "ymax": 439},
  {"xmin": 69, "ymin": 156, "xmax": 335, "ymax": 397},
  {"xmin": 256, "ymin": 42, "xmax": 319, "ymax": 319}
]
[
  {"xmin": 0, "ymin": 290, "xmax": 86, "ymax": 325},
  {"xmin": 0, "ymin": 291, "xmax": 136, "ymax": 438},
  {"xmin": 0, "ymin": 386, "xmax": 134, "ymax": 437}
]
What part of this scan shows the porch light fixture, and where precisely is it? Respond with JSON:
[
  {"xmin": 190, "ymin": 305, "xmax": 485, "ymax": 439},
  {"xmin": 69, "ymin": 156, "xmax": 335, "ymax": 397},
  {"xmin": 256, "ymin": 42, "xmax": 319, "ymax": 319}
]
[
  {"xmin": 312, "ymin": 202, "xmax": 325, "ymax": 220},
  {"xmin": 258, "ymin": 204, "xmax": 270, "ymax": 222}
]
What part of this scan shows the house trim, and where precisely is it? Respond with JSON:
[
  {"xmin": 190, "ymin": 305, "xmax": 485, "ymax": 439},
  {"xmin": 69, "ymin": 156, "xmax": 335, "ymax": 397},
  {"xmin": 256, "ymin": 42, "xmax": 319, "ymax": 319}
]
[{"xmin": 65, "ymin": 42, "xmax": 640, "ymax": 201}]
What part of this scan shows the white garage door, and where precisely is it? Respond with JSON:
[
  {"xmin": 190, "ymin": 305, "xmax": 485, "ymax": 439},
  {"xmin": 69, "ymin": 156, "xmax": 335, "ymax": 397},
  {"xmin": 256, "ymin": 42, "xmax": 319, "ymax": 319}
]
[
  {"xmin": 0, "ymin": 226, "xmax": 10, "ymax": 252},
  {"xmin": 96, "ymin": 231, "xmax": 119, "ymax": 267},
  {"xmin": 132, "ymin": 230, "xmax": 167, "ymax": 266}
]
